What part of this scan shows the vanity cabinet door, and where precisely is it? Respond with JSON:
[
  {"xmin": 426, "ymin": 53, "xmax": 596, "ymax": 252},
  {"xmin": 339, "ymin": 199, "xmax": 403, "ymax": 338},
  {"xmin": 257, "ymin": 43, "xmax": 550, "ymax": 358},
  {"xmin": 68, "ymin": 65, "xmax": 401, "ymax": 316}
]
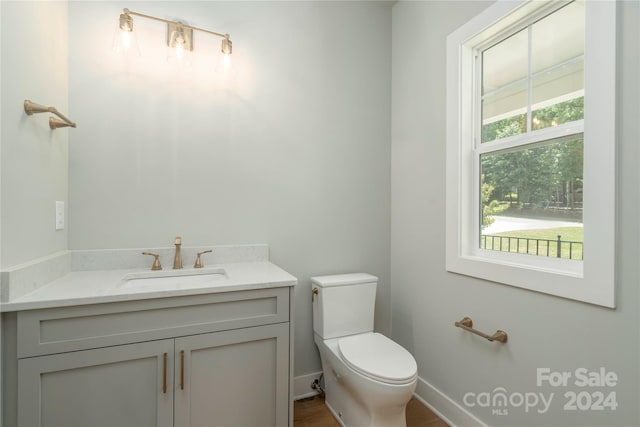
[
  {"xmin": 18, "ymin": 339, "xmax": 174, "ymax": 427},
  {"xmin": 174, "ymin": 323, "xmax": 289, "ymax": 427}
]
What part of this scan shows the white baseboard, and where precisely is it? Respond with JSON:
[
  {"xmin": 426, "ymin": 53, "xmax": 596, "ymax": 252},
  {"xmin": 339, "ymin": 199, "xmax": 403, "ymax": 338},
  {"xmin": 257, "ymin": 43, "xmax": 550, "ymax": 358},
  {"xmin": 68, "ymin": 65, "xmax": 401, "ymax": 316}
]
[
  {"xmin": 293, "ymin": 371, "xmax": 323, "ymax": 400},
  {"xmin": 414, "ymin": 376, "xmax": 488, "ymax": 427}
]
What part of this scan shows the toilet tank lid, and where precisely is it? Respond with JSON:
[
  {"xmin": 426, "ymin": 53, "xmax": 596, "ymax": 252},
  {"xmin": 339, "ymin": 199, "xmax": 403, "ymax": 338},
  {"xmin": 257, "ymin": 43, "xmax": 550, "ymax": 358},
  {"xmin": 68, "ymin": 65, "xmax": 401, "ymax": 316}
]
[{"xmin": 311, "ymin": 273, "xmax": 378, "ymax": 287}]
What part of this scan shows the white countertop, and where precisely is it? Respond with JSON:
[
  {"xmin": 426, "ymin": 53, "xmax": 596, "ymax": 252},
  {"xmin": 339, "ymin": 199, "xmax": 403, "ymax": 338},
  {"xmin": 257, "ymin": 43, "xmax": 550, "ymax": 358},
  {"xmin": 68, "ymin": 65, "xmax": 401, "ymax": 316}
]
[{"xmin": 1, "ymin": 262, "xmax": 297, "ymax": 312}]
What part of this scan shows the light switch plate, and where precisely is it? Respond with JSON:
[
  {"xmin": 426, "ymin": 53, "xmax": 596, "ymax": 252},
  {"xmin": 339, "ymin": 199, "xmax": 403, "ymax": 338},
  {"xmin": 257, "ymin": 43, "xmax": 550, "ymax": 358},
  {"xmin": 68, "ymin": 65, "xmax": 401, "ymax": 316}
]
[{"xmin": 55, "ymin": 201, "xmax": 64, "ymax": 230}]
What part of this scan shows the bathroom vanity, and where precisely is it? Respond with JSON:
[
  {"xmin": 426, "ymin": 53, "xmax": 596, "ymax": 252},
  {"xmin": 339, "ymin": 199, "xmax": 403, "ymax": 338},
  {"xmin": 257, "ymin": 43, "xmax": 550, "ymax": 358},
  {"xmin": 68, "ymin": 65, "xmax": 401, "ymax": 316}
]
[{"xmin": 1, "ymin": 248, "xmax": 297, "ymax": 427}]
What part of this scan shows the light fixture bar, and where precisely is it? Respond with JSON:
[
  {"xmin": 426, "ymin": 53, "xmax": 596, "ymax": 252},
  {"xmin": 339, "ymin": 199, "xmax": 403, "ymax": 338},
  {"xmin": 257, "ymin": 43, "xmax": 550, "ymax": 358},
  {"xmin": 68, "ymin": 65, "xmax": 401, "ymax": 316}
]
[{"xmin": 121, "ymin": 8, "xmax": 231, "ymax": 51}]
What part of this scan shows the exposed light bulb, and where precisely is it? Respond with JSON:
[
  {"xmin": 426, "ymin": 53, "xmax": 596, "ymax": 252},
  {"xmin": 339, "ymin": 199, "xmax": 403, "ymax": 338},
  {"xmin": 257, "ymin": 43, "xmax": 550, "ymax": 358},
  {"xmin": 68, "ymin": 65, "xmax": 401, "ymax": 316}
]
[
  {"xmin": 220, "ymin": 36, "xmax": 232, "ymax": 69},
  {"xmin": 112, "ymin": 14, "xmax": 140, "ymax": 58},
  {"xmin": 176, "ymin": 40, "xmax": 184, "ymax": 61},
  {"xmin": 122, "ymin": 31, "xmax": 131, "ymax": 50},
  {"xmin": 166, "ymin": 24, "xmax": 192, "ymax": 67},
  {"xmin": 221, "ymin": 36, "xmax": 232, "ymax": 55}
]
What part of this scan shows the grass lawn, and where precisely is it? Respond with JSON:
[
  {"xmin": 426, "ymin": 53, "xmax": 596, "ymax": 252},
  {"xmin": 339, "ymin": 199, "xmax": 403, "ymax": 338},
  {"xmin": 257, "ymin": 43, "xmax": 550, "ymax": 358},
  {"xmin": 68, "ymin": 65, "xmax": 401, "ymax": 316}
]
[{"xmin": 481, "ymin": 226, "xmax": 583, "ymax": 260}]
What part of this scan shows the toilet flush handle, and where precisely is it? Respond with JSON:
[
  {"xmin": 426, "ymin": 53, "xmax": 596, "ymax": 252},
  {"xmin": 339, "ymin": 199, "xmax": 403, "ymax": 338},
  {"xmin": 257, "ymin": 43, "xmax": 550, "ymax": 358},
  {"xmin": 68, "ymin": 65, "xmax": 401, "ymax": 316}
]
[{"xmin": 311, "ymin": 288, "xmax": 318, "ymax": 302}]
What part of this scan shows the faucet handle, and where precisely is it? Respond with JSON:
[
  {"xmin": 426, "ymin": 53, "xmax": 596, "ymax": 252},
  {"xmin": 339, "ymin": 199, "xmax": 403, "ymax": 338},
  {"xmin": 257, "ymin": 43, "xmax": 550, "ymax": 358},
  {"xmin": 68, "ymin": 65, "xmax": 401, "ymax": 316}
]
[
  {"xmin": 194, "ymin": 250, "xmax": 213, "ymax": 268},
  {"xmin": 142, "ymin": 252, "xmax": 162, "ymax": 271}
]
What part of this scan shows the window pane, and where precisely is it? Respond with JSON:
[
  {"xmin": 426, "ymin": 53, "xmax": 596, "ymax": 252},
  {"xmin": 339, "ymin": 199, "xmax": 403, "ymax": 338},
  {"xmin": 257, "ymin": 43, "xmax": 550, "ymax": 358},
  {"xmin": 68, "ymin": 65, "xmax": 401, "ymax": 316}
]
[
  {"xmin": 482, "ymin": 84, "xmax": 527, "ymax": 142},
  {"xmin": 531, "ymin": 1, "xmax": 584, "ymax": 130},
  {"xmin": 480, "ymin": 135, "xmax": 584, "ymax": 260},
  {"xmin": 532, "ymin": 94, "xmax": 583, "ymax": 131},
  {"xmin": 531, "ymin": 1, "xmax": 584, "ymax": 74},
  {"xmin": 482, "ymin": 29, "xmax": 528, "ymax": 93},
  {"xmin": 481, "ymin": 29, "xmax": 528, "ymax": 143}
]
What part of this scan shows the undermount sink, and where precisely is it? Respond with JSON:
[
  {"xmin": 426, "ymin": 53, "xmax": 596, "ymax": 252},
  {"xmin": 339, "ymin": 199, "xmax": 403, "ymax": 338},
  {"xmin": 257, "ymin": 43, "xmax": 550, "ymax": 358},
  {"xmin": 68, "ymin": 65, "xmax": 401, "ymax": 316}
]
[{"xmin": 118, "ymin": 268, "xmax": 228, "ymax": 289}]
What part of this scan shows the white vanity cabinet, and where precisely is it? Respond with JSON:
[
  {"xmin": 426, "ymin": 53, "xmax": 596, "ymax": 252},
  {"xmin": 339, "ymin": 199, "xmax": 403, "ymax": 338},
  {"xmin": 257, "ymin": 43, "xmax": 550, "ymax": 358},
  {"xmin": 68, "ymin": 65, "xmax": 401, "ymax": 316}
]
[{"xmin": 4, "ymin": 287, "xmax": 293, "ymax": 427}]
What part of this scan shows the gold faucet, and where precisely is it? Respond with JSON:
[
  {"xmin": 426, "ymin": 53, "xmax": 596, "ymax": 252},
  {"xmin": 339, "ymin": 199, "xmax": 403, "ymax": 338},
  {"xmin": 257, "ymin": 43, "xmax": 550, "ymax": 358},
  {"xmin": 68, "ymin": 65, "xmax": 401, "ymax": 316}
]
[
  {"xmin": 194, "ymin": 250, "xmax": 213, "ymax": 268},
  {"xmin": 142, "ymin": 252, "xmax": 162, "ymax": 270},
  {"xmin": 173, "ymin": 236, "xmax": 183, "ymax": 269}
]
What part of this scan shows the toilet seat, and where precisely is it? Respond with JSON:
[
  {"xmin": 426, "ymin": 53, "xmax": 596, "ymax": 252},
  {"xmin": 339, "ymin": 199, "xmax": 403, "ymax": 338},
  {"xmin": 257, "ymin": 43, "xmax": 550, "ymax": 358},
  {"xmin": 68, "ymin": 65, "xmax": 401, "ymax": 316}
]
[{"xmin": 338, "ymin": 333, "xmax": 417, "ymax": 385}]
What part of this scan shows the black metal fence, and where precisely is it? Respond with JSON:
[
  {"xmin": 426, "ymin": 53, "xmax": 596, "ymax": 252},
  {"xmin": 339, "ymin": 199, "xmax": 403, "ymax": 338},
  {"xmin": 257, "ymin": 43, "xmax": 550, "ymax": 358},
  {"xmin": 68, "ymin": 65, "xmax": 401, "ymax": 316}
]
[{"xmin": 480, "ymin": 234, "xmax": 583, "ymax": 260}]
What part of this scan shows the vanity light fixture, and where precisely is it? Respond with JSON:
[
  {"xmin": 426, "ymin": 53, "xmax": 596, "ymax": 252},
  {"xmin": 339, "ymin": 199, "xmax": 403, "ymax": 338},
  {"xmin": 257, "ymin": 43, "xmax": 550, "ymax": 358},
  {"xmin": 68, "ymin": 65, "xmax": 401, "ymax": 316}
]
[
  {"xmin": 166, "ymin": 23, "xmax": 192, "ymax": 65},
  {"xmin": 116, "ymin": 8, "xmax": 232, "ymax": 62},
  {"xmin": 113, "ymin": 10, "xmax": 140, "ymax": 56}
]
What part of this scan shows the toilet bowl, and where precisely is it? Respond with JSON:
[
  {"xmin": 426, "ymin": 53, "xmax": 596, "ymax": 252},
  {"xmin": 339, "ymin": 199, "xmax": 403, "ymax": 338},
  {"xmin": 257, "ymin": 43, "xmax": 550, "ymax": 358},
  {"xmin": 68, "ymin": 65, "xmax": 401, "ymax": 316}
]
[{"xmin": 311, "ymin": 273, "xmax": 418, "ymax": 427}]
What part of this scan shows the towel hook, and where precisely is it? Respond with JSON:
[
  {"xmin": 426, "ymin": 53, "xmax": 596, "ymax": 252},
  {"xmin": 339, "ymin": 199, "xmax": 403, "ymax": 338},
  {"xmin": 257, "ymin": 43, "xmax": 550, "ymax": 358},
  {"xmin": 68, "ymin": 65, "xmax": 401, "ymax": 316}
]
[{"xmin": 24, "ymin": 99, "xmax": 76, "ymax": 129}]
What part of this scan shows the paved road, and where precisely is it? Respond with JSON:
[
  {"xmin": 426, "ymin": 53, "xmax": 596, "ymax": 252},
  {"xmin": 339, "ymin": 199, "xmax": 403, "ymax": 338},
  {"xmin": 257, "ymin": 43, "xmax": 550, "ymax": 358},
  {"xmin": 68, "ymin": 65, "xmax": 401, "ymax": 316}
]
[{"xmin": 483, "ymin": 216, "xmax": 583, "ymax": 234}]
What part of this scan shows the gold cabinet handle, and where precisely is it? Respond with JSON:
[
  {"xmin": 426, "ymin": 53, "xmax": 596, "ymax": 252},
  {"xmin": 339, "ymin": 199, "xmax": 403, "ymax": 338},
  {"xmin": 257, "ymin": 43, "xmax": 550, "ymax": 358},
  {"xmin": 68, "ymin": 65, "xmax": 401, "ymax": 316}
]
[
  {"xmin": 180, "ymin": 350, "xmax": 185, "ymax": 390},
  {"xmin": 162, "ymin": 353, "xmax": 167, "ymax": 394}
]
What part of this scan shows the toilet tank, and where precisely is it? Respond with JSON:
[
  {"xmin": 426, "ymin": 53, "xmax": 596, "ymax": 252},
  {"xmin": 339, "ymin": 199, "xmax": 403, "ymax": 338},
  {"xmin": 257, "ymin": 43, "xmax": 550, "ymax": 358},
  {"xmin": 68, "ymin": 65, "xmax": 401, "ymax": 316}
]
[{"xmin": 311, "ymin": 273, "xmax": 378, "ymax": 339}]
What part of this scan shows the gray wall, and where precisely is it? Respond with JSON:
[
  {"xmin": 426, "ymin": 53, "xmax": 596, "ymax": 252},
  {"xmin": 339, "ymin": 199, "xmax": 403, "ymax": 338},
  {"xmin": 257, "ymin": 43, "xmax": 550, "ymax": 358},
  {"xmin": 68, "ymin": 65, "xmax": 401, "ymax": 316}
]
[
  {"xmin": 391, "ymin": 1, "xmax": 639, "ymax": 426},
  {"xmin": 0, "ymin": 1, "xmax": 69, "ymax": 268},
  {"xmin": 0, "ymin": 2, "xmax": 69, "ymax": 423},
  {"xmin": 67, "ymin": 1, "xmax": 392, "ymax": 377}
]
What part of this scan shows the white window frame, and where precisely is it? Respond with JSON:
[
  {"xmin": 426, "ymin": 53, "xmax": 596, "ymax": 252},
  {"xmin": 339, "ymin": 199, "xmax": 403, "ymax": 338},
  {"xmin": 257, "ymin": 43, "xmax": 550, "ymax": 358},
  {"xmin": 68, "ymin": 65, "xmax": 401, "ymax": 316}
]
[{"xmin": 446, "ymin": 0, "xmax": 616, "ymax": 307}]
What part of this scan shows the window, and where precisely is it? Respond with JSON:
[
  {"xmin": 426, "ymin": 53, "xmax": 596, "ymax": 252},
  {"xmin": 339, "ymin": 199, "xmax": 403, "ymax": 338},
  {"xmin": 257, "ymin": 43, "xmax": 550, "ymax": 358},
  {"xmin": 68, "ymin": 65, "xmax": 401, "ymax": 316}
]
[{"xmin": 446, "ymin": 0, "xmax": 616, "ymax": 307}]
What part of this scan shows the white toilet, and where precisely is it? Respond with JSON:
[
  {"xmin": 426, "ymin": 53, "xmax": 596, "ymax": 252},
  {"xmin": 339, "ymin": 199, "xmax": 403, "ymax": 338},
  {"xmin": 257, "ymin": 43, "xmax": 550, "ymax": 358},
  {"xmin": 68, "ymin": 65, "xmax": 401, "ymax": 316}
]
[{"xmin": 311, "ymin": 273, "xmax": 417, "ymax": 427}]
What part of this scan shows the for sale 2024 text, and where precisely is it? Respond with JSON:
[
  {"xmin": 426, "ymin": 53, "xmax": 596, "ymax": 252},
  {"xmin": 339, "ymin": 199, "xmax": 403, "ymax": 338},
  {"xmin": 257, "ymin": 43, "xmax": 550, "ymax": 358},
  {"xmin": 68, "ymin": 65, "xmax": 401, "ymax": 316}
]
[{"xmin": 537, "ymin": 368, "xmax": 618, "ymax": 411}]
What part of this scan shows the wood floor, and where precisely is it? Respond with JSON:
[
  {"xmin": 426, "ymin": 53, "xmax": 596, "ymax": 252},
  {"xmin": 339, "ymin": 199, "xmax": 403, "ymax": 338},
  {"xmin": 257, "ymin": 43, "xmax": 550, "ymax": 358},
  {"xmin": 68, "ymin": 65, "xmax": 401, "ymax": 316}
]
[{"xmin": 294, "ymin": 395, "xmax": 449, "ymax": 427}]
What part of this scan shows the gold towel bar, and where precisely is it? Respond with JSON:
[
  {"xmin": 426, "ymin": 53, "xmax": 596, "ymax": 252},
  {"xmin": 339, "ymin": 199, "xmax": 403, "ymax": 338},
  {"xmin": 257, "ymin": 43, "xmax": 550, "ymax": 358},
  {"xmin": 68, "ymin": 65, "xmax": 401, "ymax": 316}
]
[
  {"xmin": 24, "ymin": 99, "xmax": 76, "ymax": 129},
  {"xmin": 455, "ymin": 317, "xmax": 508, "ymax": 343}
]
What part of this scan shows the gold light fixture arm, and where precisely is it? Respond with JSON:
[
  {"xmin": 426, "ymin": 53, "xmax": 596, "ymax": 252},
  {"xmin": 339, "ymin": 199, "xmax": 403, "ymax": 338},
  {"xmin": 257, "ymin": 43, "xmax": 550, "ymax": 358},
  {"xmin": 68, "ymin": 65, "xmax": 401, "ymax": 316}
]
[
  {"xmin": 24, "ymin": 100, "xmax": 76, "ymax": 129},
  {"xmin": 454, "ymin": 317, "xmax": 508, "ymax": 343}
]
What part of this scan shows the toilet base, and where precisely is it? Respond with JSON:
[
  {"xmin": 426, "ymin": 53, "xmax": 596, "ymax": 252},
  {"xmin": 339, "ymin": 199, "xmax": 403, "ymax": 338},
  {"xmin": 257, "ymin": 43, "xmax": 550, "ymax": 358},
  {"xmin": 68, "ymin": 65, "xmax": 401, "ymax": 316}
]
[
  {"xmin": 315, "ymin": 334, "xmax": 415, "ymax": 427},
  {"xmin": 324, "ymin": 391, "xmax": 408, "ymax": 427}
]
